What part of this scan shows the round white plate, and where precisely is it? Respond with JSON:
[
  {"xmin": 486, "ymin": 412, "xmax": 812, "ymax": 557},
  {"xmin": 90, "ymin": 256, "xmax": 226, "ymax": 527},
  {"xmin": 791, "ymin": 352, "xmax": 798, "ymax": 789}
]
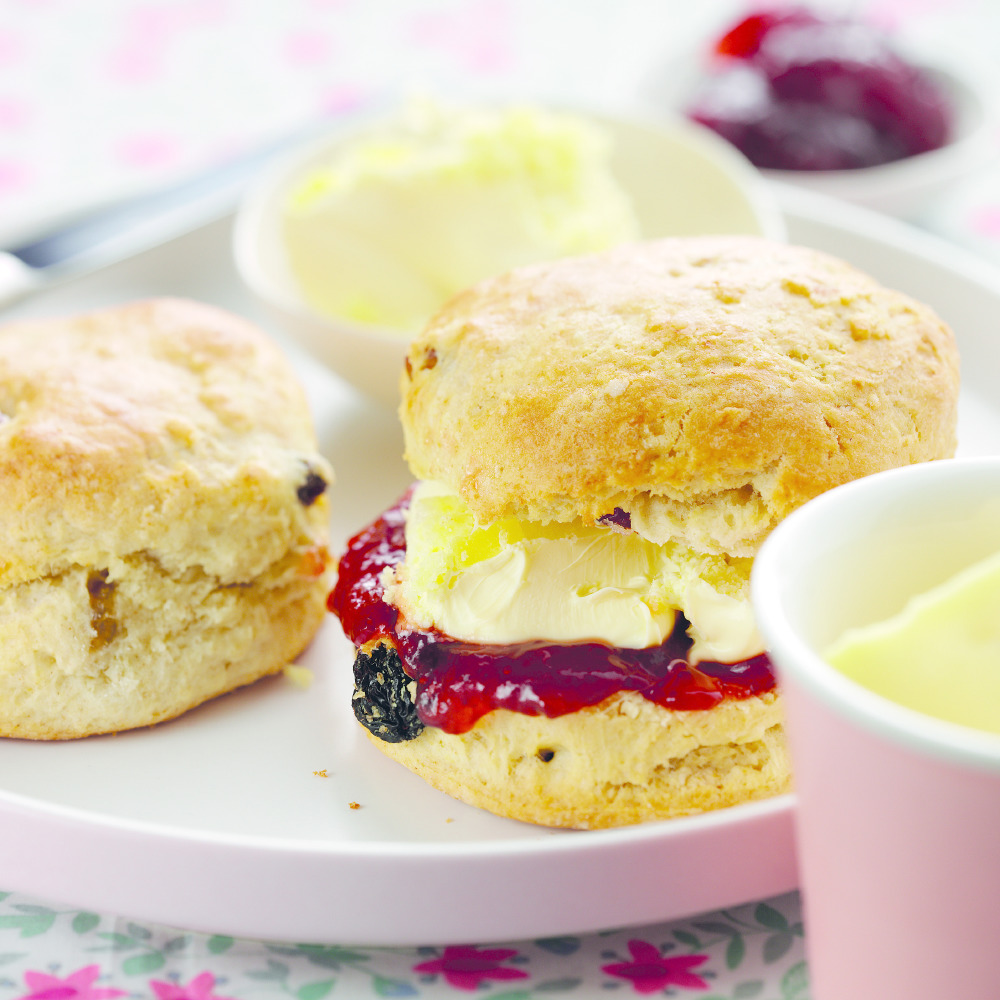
[{"xmin": 0, "ymin": 186, "xmax": 998, "ymax": 947}]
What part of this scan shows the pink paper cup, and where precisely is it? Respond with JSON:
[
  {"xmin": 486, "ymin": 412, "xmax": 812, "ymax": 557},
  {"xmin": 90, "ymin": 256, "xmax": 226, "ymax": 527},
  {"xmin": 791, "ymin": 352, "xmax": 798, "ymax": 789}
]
[{"xmin": 752, "ymin": 456, "xmax": 1000, "ymax": 1000}]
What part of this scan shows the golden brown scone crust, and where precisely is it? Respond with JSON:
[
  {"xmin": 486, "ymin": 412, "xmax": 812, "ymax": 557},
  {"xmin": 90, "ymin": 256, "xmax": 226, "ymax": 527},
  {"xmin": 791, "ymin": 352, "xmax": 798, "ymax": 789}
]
[
  {"xmin": 0, "ymin": 298, "xmax": 334, "ymax": 739},
  {"xmin": 401, "ymin": 236, "xmax": 960, "ymax": 556},
  {"xmin": 367, "ymin": 689, "xmax": 788, "ymax": 829}
]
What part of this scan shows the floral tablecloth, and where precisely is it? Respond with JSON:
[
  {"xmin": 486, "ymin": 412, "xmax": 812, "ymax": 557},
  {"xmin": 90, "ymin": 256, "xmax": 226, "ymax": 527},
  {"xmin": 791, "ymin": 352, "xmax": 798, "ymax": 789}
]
[
  {"xmin": 2, "ymin": 1, "xmax": 1000, "ymax": 997},
  {"xmin": 0, "ymin": 889, "xmax": 806, "ymax": 1000},
  {"xmin": 2, "ymin": 0, "xmax": 999, "ymax": 254}
]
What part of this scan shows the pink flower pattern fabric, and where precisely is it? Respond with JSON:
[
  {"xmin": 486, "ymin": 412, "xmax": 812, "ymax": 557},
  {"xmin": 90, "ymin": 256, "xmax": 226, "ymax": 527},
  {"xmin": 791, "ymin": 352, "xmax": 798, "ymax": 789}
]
[
  {"xmin": 149, "ymin": 972, "xmax": 236, "ymax": 1000},
  {"xmin": 0, "ymin": 891, "xmax": 806, "ymax": 998},
  {"xmin": 601, "ymin": 940, "xmax": 710, "ymax": 993},
  {"xmin": 1, "ymin": 0, "xmax": 994, "ymax": 259},
  {"xmin": 412, "ymin": 946, "xmax": 529, "ymax": 990},
  {"xmin": 15, "ymin": 967, "xmax": 235, "ymax": 1000},
  {"xmin": 14, "ymin": 965, "xmax": 127, "ymax": 1000}
]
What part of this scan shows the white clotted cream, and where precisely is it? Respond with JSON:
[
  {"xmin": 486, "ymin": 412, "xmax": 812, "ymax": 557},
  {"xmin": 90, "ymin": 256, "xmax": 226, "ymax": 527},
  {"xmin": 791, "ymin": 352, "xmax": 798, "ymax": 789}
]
[
  {"xmin": 282, "ymin": 98, "xmax": 640, "ymax": 333},
  {"xmin": 384, "ymin": 481, "xmax": 765, "ymax": 663},
  {"xmin": 826, "ymin": 548, "xmax": 1000, "ymax": 734}
]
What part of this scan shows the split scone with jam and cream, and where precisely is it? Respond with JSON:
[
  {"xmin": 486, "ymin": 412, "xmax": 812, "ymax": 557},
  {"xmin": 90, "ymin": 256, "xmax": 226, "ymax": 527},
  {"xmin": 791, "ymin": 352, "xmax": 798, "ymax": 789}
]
[
  {"xmin": 330, "ymin": 235, "xmax": 960, "ymax": 829},
  {"xmin": 0, "ymin": 298, "xmax": 334, "ymax": 739}
]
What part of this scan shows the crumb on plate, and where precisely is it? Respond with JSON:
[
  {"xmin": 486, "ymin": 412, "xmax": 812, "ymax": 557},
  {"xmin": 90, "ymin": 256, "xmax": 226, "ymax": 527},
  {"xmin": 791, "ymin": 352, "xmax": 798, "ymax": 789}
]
[{"xmin": 284, "ymin": 665, "xmax": 314, "ymax": 688}]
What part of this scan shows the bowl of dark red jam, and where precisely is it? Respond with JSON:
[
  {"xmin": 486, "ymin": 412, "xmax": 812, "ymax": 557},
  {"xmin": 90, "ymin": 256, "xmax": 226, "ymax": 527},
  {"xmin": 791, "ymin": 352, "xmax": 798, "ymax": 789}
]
[{"xmin": 665, "ymin": 6, "xmax": 996, "ymax": 219}]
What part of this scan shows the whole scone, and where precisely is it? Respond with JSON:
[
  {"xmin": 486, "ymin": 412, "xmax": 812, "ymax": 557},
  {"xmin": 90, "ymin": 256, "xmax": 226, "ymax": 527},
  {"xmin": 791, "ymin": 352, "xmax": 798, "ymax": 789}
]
[
  {"xmin": 332, "ymin": 235, "xmax": 959, "ymax": 829},
  {"xmin": 0, "ymin": 298, "xmax": 334, "ymax": 739}
]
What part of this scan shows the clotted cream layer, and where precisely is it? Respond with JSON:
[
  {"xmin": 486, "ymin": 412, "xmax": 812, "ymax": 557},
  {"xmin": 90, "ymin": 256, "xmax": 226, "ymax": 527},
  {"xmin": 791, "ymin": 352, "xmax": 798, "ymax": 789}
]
[{"xmin": 384, "ymin": 481, "xmax": 765, "ymax": 663}]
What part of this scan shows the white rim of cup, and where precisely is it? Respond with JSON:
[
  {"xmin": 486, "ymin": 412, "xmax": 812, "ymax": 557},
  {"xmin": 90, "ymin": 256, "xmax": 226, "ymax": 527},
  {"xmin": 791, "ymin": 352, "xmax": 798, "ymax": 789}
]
[{"xmin": 752, "ymin": 456, "xmax": 1000, "ymax": 773}]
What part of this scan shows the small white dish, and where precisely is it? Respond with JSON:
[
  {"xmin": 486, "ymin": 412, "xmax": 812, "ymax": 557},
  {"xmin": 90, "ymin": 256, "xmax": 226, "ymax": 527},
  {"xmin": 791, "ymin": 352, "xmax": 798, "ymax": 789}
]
[{"xmin": 233, "ymin": 107, "xmax": 786, "ymax": 408}]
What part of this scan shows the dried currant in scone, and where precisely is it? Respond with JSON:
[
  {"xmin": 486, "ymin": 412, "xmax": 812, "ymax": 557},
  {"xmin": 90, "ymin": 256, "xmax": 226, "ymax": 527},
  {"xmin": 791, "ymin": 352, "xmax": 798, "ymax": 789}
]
[
  {"xmin": 296, "ymin": 461, "xmax": 328, "ymax": 507},
  {"xmin": 352, "ymin": 642, "xmax": 424, "ymax": 743},
  {"xmin": 597, "ymin": 507, "xmax": 632, "ymax": 531},
  {"xmin": 86, "ymin": 568, "xmax": 121, "ymax": 650}
]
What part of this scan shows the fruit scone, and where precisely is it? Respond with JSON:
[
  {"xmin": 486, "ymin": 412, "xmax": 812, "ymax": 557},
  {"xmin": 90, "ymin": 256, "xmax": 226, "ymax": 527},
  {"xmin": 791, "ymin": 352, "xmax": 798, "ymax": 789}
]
[
  {"xmin": 0, "ymin": 298, "xmax": 334, "ymax": 739},
  {"xmin": 330, "ymin": 235, "xmax": 960, "ymax": 829}
]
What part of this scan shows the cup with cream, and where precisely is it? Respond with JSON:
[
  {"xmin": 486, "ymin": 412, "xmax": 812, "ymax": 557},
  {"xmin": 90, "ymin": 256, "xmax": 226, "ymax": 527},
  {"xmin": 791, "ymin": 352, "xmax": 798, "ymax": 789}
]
[{"xmin": 751, "ymin": 456, "xmax": 1000, "ymax": 1000}]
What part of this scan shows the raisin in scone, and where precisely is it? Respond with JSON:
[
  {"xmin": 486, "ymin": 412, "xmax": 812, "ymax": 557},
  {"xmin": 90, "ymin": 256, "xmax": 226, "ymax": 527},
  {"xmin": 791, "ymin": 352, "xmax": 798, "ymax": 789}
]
[
  {"xmin": 331, "ymin": 235, "xmax": 960, "ymax": 829},
  {"xmin": 0, "ymin": 297, "xmax": 334, "ymax": 739}
]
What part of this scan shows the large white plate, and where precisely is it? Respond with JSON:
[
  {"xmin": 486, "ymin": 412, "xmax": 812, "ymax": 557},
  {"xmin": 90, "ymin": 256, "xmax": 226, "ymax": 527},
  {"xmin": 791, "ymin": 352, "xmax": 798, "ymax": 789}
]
[{"xmin": 0, "ymin": 186, "xmax": 997, "ymax": 947}]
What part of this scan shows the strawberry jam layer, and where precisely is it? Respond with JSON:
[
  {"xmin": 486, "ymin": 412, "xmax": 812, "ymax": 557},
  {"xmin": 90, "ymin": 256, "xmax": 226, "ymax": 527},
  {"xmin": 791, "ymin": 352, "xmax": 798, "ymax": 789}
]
[{"xmin": 329, "ymin": 491, "xmax": 776, "ymax": 735}]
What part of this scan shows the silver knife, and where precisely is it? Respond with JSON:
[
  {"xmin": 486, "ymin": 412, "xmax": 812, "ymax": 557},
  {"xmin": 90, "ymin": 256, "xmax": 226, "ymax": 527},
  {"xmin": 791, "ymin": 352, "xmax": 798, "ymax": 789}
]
[{"xmin": 0, "ymin": 120, "xmax": 339, "ymax": 311}]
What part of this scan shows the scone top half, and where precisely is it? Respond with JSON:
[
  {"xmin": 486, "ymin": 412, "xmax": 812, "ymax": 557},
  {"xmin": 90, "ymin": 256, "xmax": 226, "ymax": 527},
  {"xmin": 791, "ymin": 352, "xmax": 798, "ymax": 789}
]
[
  {"xmin": 401, "ymin": 235, "xmax": 959, "ymax": 558},
  {"xmin": 0, "ymin": 297, "xmax": 331, "ymax": 587}
]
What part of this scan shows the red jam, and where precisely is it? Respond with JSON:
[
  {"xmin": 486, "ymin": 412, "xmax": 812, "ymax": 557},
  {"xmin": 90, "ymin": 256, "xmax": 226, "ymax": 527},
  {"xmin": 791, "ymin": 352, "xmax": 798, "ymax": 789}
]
[
  {"xmin": 686, "ymin": 7, "xmax": 953, "ymax": 171},
  {"xmin": 329, "ymin": 491, "xmax": 776, "ymax": 735}
]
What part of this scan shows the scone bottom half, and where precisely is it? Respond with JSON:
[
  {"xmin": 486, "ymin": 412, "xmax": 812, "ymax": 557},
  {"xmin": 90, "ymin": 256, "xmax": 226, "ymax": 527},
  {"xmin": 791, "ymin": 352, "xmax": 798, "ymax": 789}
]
[
  {"xmin": 331, "ymin": 235, "xmax": 960, "ymax": 831},
  {"xmin": 0, "ymin": 297, "xmax": 335, "ymax": 739},
  {"xmin": 331, "ymin": 488, "xmax": 787, "ymax": 831}
]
